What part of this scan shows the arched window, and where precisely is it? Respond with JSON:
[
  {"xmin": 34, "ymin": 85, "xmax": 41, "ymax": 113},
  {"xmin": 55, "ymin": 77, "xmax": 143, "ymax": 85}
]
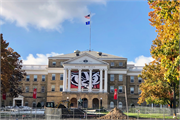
[
  {"xmin": 110, "ymin": 101, "xmax": 114, "ymax": 108},
  {"xmin": 119, "ymin": 102, "xmax": 122, "ymax": 108}
]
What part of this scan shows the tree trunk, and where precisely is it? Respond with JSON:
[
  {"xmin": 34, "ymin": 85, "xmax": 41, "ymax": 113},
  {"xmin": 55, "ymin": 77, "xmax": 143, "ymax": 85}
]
[
  {"xmin": 173, "ymin": 83, "xmax": 176, "ymax": 116},
  {"xmin": 170, "ymin": 101, "xmax": 173, "ymax": 115}
]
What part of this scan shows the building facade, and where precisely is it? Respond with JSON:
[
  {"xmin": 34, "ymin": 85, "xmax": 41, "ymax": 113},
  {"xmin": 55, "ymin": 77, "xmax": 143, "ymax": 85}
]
[{"xmin": 4, "ymin": 50, "xmax": 145, "ymax": 108}]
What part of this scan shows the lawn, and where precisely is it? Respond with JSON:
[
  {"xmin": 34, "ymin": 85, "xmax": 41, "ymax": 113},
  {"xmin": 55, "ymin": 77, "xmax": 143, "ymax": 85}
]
[{"xmin": 124, "ymin": 113, "xmax": 180, "ymax": 119}]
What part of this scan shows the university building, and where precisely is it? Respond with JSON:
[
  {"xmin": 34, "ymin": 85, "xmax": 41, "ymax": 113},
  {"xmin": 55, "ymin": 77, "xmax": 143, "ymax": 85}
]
[{"xmin": 4, "ymin": 50, "xmax": 145, "ymax": 108}]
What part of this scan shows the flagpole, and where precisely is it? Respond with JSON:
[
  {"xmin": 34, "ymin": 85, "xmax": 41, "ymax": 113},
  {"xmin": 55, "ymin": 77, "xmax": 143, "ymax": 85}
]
[{"xmin": 89, "ymin": 12, "xmax": 91, "ymax": 51}]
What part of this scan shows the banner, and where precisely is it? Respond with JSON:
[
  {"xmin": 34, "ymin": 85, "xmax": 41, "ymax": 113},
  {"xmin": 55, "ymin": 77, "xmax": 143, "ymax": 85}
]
[
  {"xmin": 71, "ymin": 71, "xmax": 100, "ymax": 89},
  {"xmin": 2, "ymin": 93, "xmax": 6, "ymax": 100},
  {"xmin": 114, "ymin": 89, "xmax": 117, "ymax": 100},
  {"xmin": 33, "ymin": 88, "xmax": 37, "ymax": 99}
]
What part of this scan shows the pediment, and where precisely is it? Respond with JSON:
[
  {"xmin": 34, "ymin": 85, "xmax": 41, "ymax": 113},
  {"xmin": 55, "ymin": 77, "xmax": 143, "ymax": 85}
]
[
  {"xmin": 17, "ymin": 95, "xmax": 24, "ymax": 98},
  {"xmin": 63, "ymin": 53, "xmax": 108, "ymax": 65},
  {"xmin": 14, "ymin": 95, "xmax": 24, "ymax": 98}
]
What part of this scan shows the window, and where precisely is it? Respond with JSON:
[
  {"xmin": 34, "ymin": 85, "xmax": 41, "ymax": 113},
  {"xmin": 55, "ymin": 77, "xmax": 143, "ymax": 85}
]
[
  {"xmin": 111, "ymin": 62, "xmax": 114, "ymax": 66},
  {"xmin": 51, "ymin": 85, "xmax": 55, "ymax": 91},
  {"xmin": 60, "ymin": 62, "xmax": 63, "ymax": 66},
  {"xmin": 52, "ymin": 62, "xmax": 56, "ymax": 65},
  {"xmin": 42, "ymin": 75, "xmax": 45, "ymax": 81},
  {"xmin": 33, "ymin": 86, "xmax": 37, "ymax": 91},
  {"xmin": 2, "ymin": 101, "xmax": 4, "ymax": 107},
  {"xmin": 41, "ymin": 86, "xmax": 45, "ymax": 93},
  {"xmin": 9, "ymin": 101, "xmax": 12, "ymax": 106},
  {"xmin": 130, "ymin": 87, "xmax": 134, "ymax": 94},
  {"xmin": 119, "ymin": 102, "xmax": 122, "ymax": 108},
  {"xmin": 110, "ymin": 86, "xmax": 114, "ymax": 93},
  {"xmin": 26, "ymin": 75, "xmax": 30, "ymax": 81},
  {"xmin": 25, "ymin": 86, "xmax": 29, "ymax": 92},
  {"xmin": 138, "ymin": 77, "xmax": 142, "ymax": 83},
  {"xmin": 18, "ymin": 87, "xmax": 21, "ymax": 91},
  {"xmin": 9, "ymin": 88, "xmax": 13, "ymax": 92},
  {"xmin": 110, "ymin": 74, "xmax": 114, "ymax": 81},
  {"xmin": 110, "ymin": 101, "xmax": 114, "ymax": 108},
  {"xmin": 60, "ymin": 74, "xmax": 63, "ymax": 80},
  {"xmin": 118, "ymin": 86, "xmax": 123, "ymax": 93},
  {"xmin": 119, "ymin": 62, "xmax": 123, "ymax": 66},
  {"xmin": 60, "ymin": 85, "xmax": 63, "ymax": 91},
  {"xmin": 25, "ymin": 102, "xmax": 28, "ymax": 106},
  {"xmin": 119, "ymin": 75, "xmax": 123, "ymax": 81},
  {"xmin": 32, "ymin": 102, "xmax": 36, "ymax": 108},
  {"xmin": 41, "ymin": 102, "xmax": 44, "ymax": 107},
  {"xmin": 130, "ymin": 76, "xmax": 134, "ymax": 83},
  {"xmin": 34, "ymin": 75, "xmax": 37, "ymax": 81},
  {"xmin": 52, "ymin": 74, "xmax": 55, "ymax": 80},
  {"xmin": 138, "ymin": 87, "xmax": 141, "ymax": 94}
]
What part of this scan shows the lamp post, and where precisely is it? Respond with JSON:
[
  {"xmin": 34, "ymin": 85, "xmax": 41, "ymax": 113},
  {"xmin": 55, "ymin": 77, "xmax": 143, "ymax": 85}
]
[
  {"xmin": 67, "ymin": 97, "xmax": 69, "ymax": 109},
  {"xmin": 100, "ymin": 98, "xmax": 102, "ymax": 109}
]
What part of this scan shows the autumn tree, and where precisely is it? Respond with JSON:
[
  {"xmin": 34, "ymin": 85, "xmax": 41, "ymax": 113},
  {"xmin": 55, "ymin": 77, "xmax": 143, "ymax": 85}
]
[
  {"xmin": 138, "ymin": 0, "xmax": 179, "ymax": 116},
  {"xmin": 138, "ymin": 61, "xmax": 178, "ymax": 108},
  {"xmin": 1, "ymin": 34, "xmax": 26, "ymax": 97}
]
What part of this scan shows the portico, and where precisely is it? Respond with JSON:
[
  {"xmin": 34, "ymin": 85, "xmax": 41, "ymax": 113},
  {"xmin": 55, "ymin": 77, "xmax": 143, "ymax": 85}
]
[
  {"xmin": 63, "ymin": 66, "xmax": 108, "ymax": 93},
  {"xmin": 13, "ymin": 95, "xmax": 24, "ymax": 106},
  {"xmin": 62, "ymin": 53, "xmax": 108, "ymax": 93}
]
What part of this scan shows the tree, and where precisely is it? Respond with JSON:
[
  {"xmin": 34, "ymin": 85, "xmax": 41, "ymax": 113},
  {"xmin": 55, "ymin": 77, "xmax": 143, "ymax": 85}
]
[
  {"xmin": 137, "ymin": 61, "xmax": 178, "ymax": 108},
  {"xmin": 1, "ymin": 34, "xmax": 26, "ymax": 97},
  {"xmin": 138, "ymin": 0, "xmax": 179, "ymax": 116}
]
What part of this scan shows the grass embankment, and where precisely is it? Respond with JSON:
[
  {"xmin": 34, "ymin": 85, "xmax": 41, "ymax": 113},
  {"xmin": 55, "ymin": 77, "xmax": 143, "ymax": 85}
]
[{"xmin": 124, "ymin": 113, "xmax": 180, "ymax": 119}]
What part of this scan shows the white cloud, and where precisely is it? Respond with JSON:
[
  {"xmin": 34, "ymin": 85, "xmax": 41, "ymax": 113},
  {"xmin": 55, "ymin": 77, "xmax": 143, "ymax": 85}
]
[
  {"xmin": 0, "ymin": 20, "xmax": 5, "ymax": 25},
  {"xmin": 22, "ymin": 52, "xmax": 63, "ymax": 65},
  {"xmin": 128, "ymin": 55, "xmax": 154, "ymax": 66},
  {"xmin": 0, "ymin": 0, "xmax": 106, "ymax": 32}
]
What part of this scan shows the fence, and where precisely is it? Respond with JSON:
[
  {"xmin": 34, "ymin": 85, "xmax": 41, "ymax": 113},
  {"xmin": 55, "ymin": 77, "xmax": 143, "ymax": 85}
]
[
  {"xmin": 0, "ymin": 107, "xmax": 45, "ymax": 120},
  {"xmin": 0, "ymin": 106, "xmax": 179, "ymax": 120}
]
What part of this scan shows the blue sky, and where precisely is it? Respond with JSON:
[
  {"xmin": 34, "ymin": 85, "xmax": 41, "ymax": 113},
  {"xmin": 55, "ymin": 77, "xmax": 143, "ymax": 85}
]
[{"xmin": 0, "ymin": 0, "xmax": 156, "ymax": 65}]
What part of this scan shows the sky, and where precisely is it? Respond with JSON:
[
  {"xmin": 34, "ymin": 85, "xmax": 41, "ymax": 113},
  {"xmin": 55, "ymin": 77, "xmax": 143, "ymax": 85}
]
[{"xmin": 0, "ymin": 0, "xmax": 156, "ymax": 66}]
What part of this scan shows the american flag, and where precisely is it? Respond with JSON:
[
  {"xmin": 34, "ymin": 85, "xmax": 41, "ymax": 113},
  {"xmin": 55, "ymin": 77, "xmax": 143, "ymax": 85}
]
[{"xmin": 84, "ymin": 14, "xmax": 90, "ymax": 19}]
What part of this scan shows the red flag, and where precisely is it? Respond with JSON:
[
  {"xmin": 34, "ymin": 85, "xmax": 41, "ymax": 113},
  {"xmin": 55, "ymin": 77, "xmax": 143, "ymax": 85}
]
[
  {"xmin": 33, "ymin": 88, "xmax": 37, "ymax": 99},
  {"xmin": 2, "ymin": 93, "xmax": 6, "ymax": 100},
  {"xmin": 114, "ymin": 89, "xmax": 117, "ymax": 100}
]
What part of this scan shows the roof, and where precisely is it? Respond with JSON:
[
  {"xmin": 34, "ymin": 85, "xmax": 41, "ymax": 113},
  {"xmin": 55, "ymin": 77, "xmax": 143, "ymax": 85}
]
[{"xmin": 49, "ymin": 51, "xmax": 126, "ymax": 59}]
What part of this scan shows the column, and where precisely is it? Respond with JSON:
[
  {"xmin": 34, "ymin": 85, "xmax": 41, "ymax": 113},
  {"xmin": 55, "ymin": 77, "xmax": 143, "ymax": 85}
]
[
  {"xmin": 78, "ymin": 69, "xmax": 82, "ymax": 92},
  {"xmin": 21, "ymin": 98, "xmax": 24, "ymax": 106},
  {"xmin": 68, "ymin": 69, "xmax": 71, "ymax": 92},
  {"xmin": 13, "ymin": 99, "xmax": 15, "ymax": 106},
  {"xmin": 63, "ymin": 68, "xmax": 67, "ymax": 92},
  {"xmin": 88, "ymin": 69, "xmax": 92, "ymax": 92},
  {"xmin": 104, "ymin": 69, "xmax": 108, "ymax": 92},
  {"xmin": 99, "ymin": 69, "xmax": 103, "ymax": 92}
]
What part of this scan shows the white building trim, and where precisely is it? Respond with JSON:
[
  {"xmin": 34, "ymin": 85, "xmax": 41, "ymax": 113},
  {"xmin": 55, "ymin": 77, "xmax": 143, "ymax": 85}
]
[{"xmin": 13, "ymin": 95, "xmax": 24, "ymax": 106}]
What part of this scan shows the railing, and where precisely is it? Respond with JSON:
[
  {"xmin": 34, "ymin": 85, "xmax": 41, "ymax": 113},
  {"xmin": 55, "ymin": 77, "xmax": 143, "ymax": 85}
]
[
  {"xmin": 128, "ymin": 66, "xmax": 144, "ymax": 71},
  {"xmin": 0, "ymin": 106, "xmax": 180, "ymax": 119},
  {"xmin": 22, "ymin": 65, "xmax": 48, "ymax": 70}
]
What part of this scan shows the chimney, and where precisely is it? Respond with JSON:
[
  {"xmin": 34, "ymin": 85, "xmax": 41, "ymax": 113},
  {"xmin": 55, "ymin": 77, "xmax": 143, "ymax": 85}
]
[
  {"xmin": 74, "ymin": 50, "xmax": 80, "ymax": 56},
  {"xmin": 97, "ymin": 52, "xmax": 102, "ymax": 56}
]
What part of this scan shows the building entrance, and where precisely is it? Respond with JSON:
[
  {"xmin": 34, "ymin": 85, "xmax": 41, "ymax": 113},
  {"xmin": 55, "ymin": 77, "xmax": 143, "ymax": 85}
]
[
  {"xmin": 82, "ymin": 98, "xmax": 88, "ymax": 108},
  {"xmin": 92, "ymin": 98, "xmax": 99, "ymax": 109},
  {"xmin": 15, "ymin": 100, "xmax": 22, "ymax": 106},
  {"xmin": 70, "ymin": 98, "xmax": 77, "ymax": 108}
]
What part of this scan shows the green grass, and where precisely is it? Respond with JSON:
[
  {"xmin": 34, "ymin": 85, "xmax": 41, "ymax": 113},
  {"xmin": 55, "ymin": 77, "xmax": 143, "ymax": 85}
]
[{"xmin": 124, "ymin": 113, "xmax": 180, "ymax": 119}]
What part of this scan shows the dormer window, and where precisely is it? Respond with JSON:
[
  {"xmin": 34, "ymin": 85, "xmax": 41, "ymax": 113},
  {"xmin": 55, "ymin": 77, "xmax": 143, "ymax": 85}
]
[{"xmin": 52, "ymin": 62, "xmax": 56, "ymax": 65}]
